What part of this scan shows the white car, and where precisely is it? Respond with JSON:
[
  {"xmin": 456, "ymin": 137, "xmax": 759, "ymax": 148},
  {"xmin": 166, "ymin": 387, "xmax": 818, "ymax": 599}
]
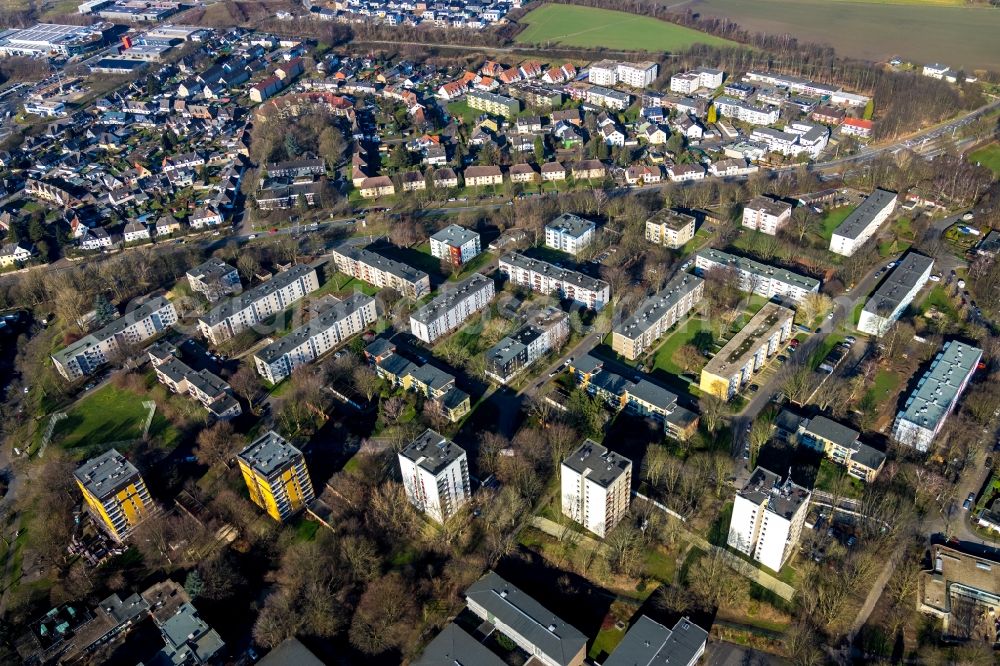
[{"xmin": 928, "ymin": 274, "xmax": 941, "ymax": 282}]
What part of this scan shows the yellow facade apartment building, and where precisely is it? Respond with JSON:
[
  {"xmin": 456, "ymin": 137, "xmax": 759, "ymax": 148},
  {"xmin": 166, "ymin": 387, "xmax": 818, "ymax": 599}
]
[
  {"xmin": 700, "ymin": 302, "xmax": 794, "ymax": 399},
  {"xmin": 237, "ymin": 431, "xmax": 316, "ymax": 522},
  {"xmin": 74, "ymin": 449, "xmax": 153, "ymax": 542}
]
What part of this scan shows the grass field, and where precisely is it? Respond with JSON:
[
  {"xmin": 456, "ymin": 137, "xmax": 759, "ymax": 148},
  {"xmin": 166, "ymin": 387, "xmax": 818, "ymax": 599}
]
[
  {"xmin": 652, "ymin": 317, "xmax": 710, "ymax": 375},
  {"xmin": 969, "ymin": 143, "xmax": 1000, "ymax": 177},
  {"xmin": 52, "ymin": 384, "xmax": 173, "ymax": 454},
  {"xmin": 688, "ymin": 0, "xmax": 1000, "ymax": 70},
  {"xmin": 818, "ymin": 207, "xmax": 853, "ymax": 242},
  {"xmin": 516, "ymin": 4, "xmax": 737, "ymax": 51}
]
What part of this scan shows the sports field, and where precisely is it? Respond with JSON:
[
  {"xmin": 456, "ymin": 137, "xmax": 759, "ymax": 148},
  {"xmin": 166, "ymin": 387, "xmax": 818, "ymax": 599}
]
[
  {"xmin": 515, "ymin": 4, "xmax": 737, "ymax": 52},
  {"xmin": 969, "ymin": 143, "xmax": 1000, "ymax": 177},
  {"xmin": 686, "ymin": 0, "xmax": 1000, "ymax": 70}
]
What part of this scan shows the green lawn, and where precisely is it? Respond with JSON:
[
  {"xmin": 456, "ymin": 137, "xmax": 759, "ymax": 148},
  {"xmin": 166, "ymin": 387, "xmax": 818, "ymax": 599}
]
[
  {"xmin": 818, "ymin": 207, "xmax": 853, "ymax": 242},
  {"xmin": 446, "ymin": 100, "xmax": 481, "ymax": 126},
  {"xmin": 921, "ymin": 284, "xmax": 958, "ymax": 319},
  {"xmin": 652, "ymin": 317, "xmax": 709, "ymax": 375},
  {"xmin": 515, "ymin": 4, "xmax": 737, "ymax": 51},
  {"xmin": 969, "ymin": 143, "xmax": 1000, "ymax": 177},
  {"xmin": 52, "ymin": 384, "xmax": 173, "ymax": 455},
  {"xmin": 452, "ymin": 251, "xmax": 495, "ymax": 281},
  {"xmin": 590, "ymin": 626, "xmax": 627, "ymax": 661},
  {"xmin": 316, "ymin": 272, "xmax": 380, "ymax": 297},
  {"xmin": 815, "ymin": 458, "xmax": 864, "ymax": 499}
]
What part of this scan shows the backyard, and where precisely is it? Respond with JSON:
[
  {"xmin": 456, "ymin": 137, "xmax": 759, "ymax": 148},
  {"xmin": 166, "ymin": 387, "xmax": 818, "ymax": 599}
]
[{"xmin": 652, "ymin": 317, "xmax": 711, "ymax": 376}]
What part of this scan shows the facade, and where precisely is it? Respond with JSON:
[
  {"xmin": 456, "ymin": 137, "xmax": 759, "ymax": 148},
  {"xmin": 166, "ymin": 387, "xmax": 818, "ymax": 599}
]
[
  {"xmin": 197, "ymin": 265, "xmax": 319, "ymax": 345},
  {"xmin": 465, "ymin": 572, "xmax": 587, "ymax": 666},
  {"xmin": 589, "ymin": 60, "xmax": 658, "ymax": 88},
  {"xmin": 561, "ymin": 440, "xmax": 632, "ymax": 538},
  {"xmin": 410, "ymin": 273, "xmax": 495, "ymax": 343},
  {"xmin": 742, "ymin": 196, "xmax": 792, "ymax": 235},
  {"xmin": 186, "ymin": 257, "xmax": 241, "ymax": 302},
  {"xmin": 485, "ymin": 308, "xmax": 569, "ymax": 383},
  {"xmin": 398, "ymin": 429, "xmax": 471, "ymax": 523},
  {"xmin": 75, "ymin": 449, "xmax": 153, "ymax": 542},
  {"xmin": 52, "ymin": 296, "xmax": 178, "ymax": 381},
  {"xmin": 545, "ymin": 213, "xmax": 596, "ymax": 255},
  {"xmin": 892, "ymin": 341, "xmax": 982, "ymax": 452},
  {"xmin": 150, "ymin": 343, "xmax": 242, "ymax": 420},
  {"xmin": 830, "ymin": 189, "xmax": 898, "ymax": 256},
  {"xmin": 467, "ymin": 90, "xmax": 521, "ymax": 117},
  {"xmin": 700, "ymin": 303, "xmax": 794, "ymax": 399},
  {"xmin": 464, "ymin": 165, "xmax": 504, "ymax": 186},
  {"xmin": 644, "ymin": 209, "xmax": 695, "ymax": 249},
  {"xmin": 429, "ymin": 224, "xmax": 481, "ymax": 267},
  {"xmin": 253, "ymin": 294, "xmax": 377, "ymax": 384},
  {"xmin": 842, "ymin": 118, "xmax": 874, "ymax": 138},
  {"xmin": 714, "ymin": 96, "xmax": 779, "ymax": 125},
  {"xmin": 586, "ymin": 86, "xmax": 631, "ymax": 110},
  {"xmin": 919, "ymin": 542, "xmax": 1000, "ymax": 641},
  {"xmin": 858, "ymin": 252, "xmax": 933, "ymax": 336},
  {"xmin": 694, "ymin": 248, "xmax": 820, "ymax": 303},
  {"xmin": 604, "ymin": 616, "xmax": 708, "ymax": 666},
  {"xmin": 237, "ymin": 431, "xmax": 315, "ymax": 522},
  {"xmin": 612, "ymin": 273, "xmax": 704, "ymax": 361},
  {"xmin": 366, "ymin": 339, "xmax": 472, "ymax": 422},
  {"xmin": 793, "ymin": 413, "xmax": 885, "ymax": 482},
  {"xmin": 359, "ymin": 175, "xmax": 395, "ymax": 199},
  {"xmin": 331, "ymin": 244, "xmax": 430, "ymax": 299},
  {"xmin": 670, "ymin": 67, "xmax": 724, "ymax": 94},
  {"xmin": 728, "ymin": 467, "xmax": 811, "ymax": 571},
  {"xmin": 499, "ymin": 252, "xmax": 610, "ymax": 311}
]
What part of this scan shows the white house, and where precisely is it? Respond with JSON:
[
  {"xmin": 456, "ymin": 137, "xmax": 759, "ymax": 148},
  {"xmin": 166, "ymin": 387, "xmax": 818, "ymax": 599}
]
[
  {"xmin": 729, "ymin": 467, "xmax": 811, "ymax": 571},
  {"xmin": 545, "ymin": 213, "xmax": 596, "ymax": 255},
  {"xmin": 742, "ymin": 196, "xmax": 792, "ymax": 235},
  {"xmin": 0, "ymin": 242, "xmax": 33, "ymax": 267},
  {"xmin": 561, "ymin": 440, "xmax": 631, "ymax": 538}
]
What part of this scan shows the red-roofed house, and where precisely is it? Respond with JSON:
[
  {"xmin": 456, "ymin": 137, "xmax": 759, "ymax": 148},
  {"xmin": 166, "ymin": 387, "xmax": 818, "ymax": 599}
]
[{"xmin": 842, "ymin": 118, "xmax": 874, "ymax": 138}]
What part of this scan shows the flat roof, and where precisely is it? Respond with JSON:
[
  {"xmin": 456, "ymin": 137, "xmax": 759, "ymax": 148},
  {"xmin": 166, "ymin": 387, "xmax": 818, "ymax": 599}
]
[
  {"xmin": 430, "ymin": 224, "xmax": 479, "ymax": 247},
  {"xmin": 500, "ymin": 252, "xmax": 609, "ymax": 294},
  {"xmin": 255, "ymin": 294, "xmax": 374, "ymax": 363},
  {"xmin": 739, "ymin": 466, "xmax": 810, "ymax": 519},
  {"xmin": 74, "ymin": 449, "xmax": 141, "ymax": 500},
  {"xmin": 898, "ymin": 340, "xmax": 982, "ymax": 432},
  {"xmin": 702, "ymin": 302, "xmax": 794, "ymax": 377},
  {"xmin": 696, "ymin": 248, "xmax": 819, "ymax": 293},
  {"xmin": 410, "ymin": 273, "xmax": 493, "ymax": 325},
  {"xmin": 237, "ymin": 431, "xmax": 303, "ymax": 478},
  {"xmin": 187, "ymin": 257, "xmax": 237, "ymax": 283},
  {"xmin": 613, "ymin": 272, "xmax": 702, "ymax": 339},
  {"xmin": 400, "ymin": 429, "xmax": 466, "ymax": 476},
  {"xmin": 199, "ymin": 265, "xmax": 315, "ymax": 326},
  {"xmin": 562, "ymin": 440, "xmax": 631, "ymax": 488},
  {"xmin": 646, "ymin": 208, "xmax": 695, "ymax": 231},
  {"xmin": 604, "ymin": 615, "xmax": 708, "ymax": 666},
  {"xmin": 334, "ymin": 243, "xmax": 429, "ymax": 285},
  {"xmin": 862, "ymin": 252, "xmax": 934, "ymax": 316},
  {"xmin": 833, "ymin": 189, "xmax": 897, "ymax": 241},
  {"xmin": 546, "ymin": 213, "xmax": 595, "ymax": 239},
  {"xmin": 54, "ymin": 296, "xmax": 172, "ymax": 366}
]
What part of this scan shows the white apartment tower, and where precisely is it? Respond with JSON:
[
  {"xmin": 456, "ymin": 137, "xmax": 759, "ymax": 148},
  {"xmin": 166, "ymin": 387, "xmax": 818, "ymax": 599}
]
[
  {"xmin": 728, "ymin": 467, "xmax": 811, "ymax": 572},
  {"xmin": 398, "ymin": 429, "xmax": 471, "ymax": 523},
  {"xmin": 561, "ymin": 440, "xmax": 632, "ymax": 538},
  {"xmin": 742, "ymin": 196, "xmax": 792, "ymax": 235},
  {"xmin": 430, "ymin": 224, "xmax": 482, "ymax": 268},
  {"xmin": 545, "ymin": 213, "xmax": 596, "ymax": 255}
]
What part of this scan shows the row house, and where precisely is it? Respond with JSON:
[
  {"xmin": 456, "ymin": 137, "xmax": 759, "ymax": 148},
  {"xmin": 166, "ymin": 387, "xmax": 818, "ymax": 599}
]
[
  {"xmin": 149, "ymin": 343, "xmax": 242, "ymax": 420},
  {"xmin": 365, "ymin": 339, "xmax": 472, "ymax": 422}
]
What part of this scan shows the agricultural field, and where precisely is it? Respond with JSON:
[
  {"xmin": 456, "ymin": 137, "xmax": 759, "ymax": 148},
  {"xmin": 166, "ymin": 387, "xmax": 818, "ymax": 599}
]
[
  {"xmin": 686, "ymin": 0, "xmax": 1000, "ymax": 70},
  {"xmin": 968, "ymin": 142, "xmax": 1000, "ymax": 177},
  {"xmin": 515, "ymin": 4, "xmax": 737, "ymax": 52}
]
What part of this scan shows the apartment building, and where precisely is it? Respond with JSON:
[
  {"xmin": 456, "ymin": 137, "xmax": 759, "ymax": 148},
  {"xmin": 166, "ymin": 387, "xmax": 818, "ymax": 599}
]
[
  {"xmin": 414, "ymin": 624, "xmax": 506, "ymax": 666},
  {"xmin": 52, "ymin": 296, "xmax": 178, "ymax": 381},
  {"xmin": 605, "ymin": 616, "xmax": 708, "ymax": 666},
  {"xmin": 75, "ymin": 449, "xmax": 153, "ymax": 542},
  {"xmin": 700, "ymin": 302, "xmax": 794, "ymax": 399},
  {"xmin": 612, "ymin": 273, "xmax": 704, "ymax": 361},
  {"xmin": 694, "ymin": 248, "xmax": 820, "ymax": 303},
  {"xmin": 919, "ymin": 542, "xmax": 1000, "ymax": 640},
  {"xmin": 742, "ymin": 196, "xmax": 792, "ymax": 235},
  {"xmin": 499, "ymin": 252, "xmax": 611, "ymax": 311},
  {"xmin": 893, "ymin": 340, "xmax": 982, "ymax": 452},
  {"xmin": 185, "ymin": 257, "xmax": 241, "ymax": 301},
  {"xmin": 713, "ymin": 96, "xmax": 779, "ymax": 125},
  {"xmin": 237, "ymin": 431, "xmax": 315, "ymax": 522},
  {"xmin": 253, "ymin": 294, "xmax": 377, "ymax": 384},
  {"xmin": 467, "ymin": 89, "xmax": 520, "ymax": 117},
  {"xmin": 669, "ymin": 66, "xmax": 724, "ymax": 94},
  {"xmin": 561, "ymin": 440, "xmax": 632, "ymax": 538},
  {"xmin": 729, "ymin": 467, "xmax": 810, "ymax": 571},
  {"xmin": 545, "ymin": 213, "xmax": 596, "ymax": 255},
  {"xmin": 149, "ymin": 343, "xmax": 242, "ymax": 420},
  {"xmin": 858, "ymin": 252, "xmax": 933, "ymax": 336},
  {"xmin": 398, "ymin": 429, "xmax": 471, "ymax": 523},
  {"xmin": 466, "ymin": 572, "xmax": 587, "ymax": 666},
  {"xmin": 331, "ymin": 243, "xmax": 431, "ymax": 299},
  {"xmin": 430, "ymin": 224, "xmax": 481, "ymax": 267},
  {"xmin": 586, "ymin": 86, "xmax": 631, "ymax": 110},
  {"xmin": 485, "ymin": 308, "xmax": 569, "ymax": 383},
  {"xmin": 830, "ymin": 189, "xmax": 898, "ymax": 256},
  {"xmin": 780, "ymin": 411, "xmax": 885, "ymax": 482},
  {"xmin": 644, "ymin": 209, "xmax": 695, "ymax": 248},
  {"xmin": 410, "ymin": 273, "xmax": 495, "ymax": 343},
  {"xmin": 365, "ymin": 339, "xmax": 472, "ymax": 422},
  {"xmin": 197, "ymin": 265, "xmax": 319, "ymax": 345},
  {"xmin": 589, "ymin": 60, "xmax": 658, "ymax": 88}
]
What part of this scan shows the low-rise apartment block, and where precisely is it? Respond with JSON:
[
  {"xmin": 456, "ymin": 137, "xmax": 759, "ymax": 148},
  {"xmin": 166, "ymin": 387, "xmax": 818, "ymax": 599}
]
[
  {"xmin": 699, "ymin": 302, "xmax": 794, "ymax": 399},
  {"xmin": 669, "ymin": 66, "xmax": 724, "ymax": 93},
  {"xmin": 499, "ymin": 252, "xmax": 610, "ymax": 311},
  {"xmin": 605, "ymin": 616, "xmax": 708, "ymax": 666},
  {"xmin": 729, "ymin": 466, "xmax": 810, "ymax": 571},
  {"xmin": 365, "ymin": 339, "xmax": 472, "ymax": 422},
  {"xmin": 253, "ymin": 294, "xmax": 377, "ymax": 384},
  {"xmin": 466, "ymin": 572, "xmax": 587, "ymax": 666},
  {"xmin": 410, "ymin": 273, "xmax": 495, "ymax": 343},
  {"xmin": 197, "ymin": 265, "xmax": 319, "ymax": 345},
  {"xmin": 561, "ymin": 440, "xmax": 632, "ymax": 537},
  {"xmin": 485, "ymin": 308, "xmax": 568, "ymax": 383},
  {"xmin": 919, "ymin": 541, "xmax": 1000, "ymax": 640},
  {"xmin": 52, "ymin": 296, "xmax": 178, "ymax": 381},
  {"xmin": 237, "ymin": 431, "xmax": 315, "ymax": 522},
  {"xmin": 590, "ymin": 60, "xmax": 658, "ymax": 88},
  {"xmin": 742, "ymin": 196, "xmax": 792, "ymax": 235},
  {"xmin": 612, "ymin": 273, "xmax": 704, "ymax": 361},
  {"xmin": 75, "ymin": 449, "xmax": 153, "ymax": 542},
  {"xmin": 186, "ymin": 257, "xmax": 241, "ymax": 301},
  {"xmin": 331, "ymin": 243, "xmax": 431, "ymax": 299},
  {"xmin": 694, "ymin": 248, "xmax": 820, "ymax": 303},
  {"xmin": 398, "ymin": 429, "xmax": 471, "ymax": 523},
  {"xmin": 414, "ymin": 624, "xmax": 506, "ymax": 666},
  {"xmin": 545, "ymin": 213, "xmax": 596, "ymax": 255},
  {"xmin": 467, "ymin": 89, "xmax": 521, "ymax": 117},
  {"xmin": 830, "ymin": 189, "xmax": 898, "ymax": 256},
  {"xmin": 714, "ymin": 96, "xmax": 779, "ymax": 125},
  {"xmin": 858, "ymin": 252, "xmax": 933, "ymax": 336},
  {"xmin": 586, "ymin": 86, "xmax": 631, "ymax": 110},
  {"xmin": 430, "ymin": 224, "xmax": 481, "ymax": 267},
  {"xmin": 644, "ymin": 209, "xmax": 695, "ymax": 248},
  {"xmin": 892, "ymin": 340, "xmax": 981, "ymax": 452},
  {"xmin": 149, "ymin": 343, "xmax": 242, "ymax": 420},
  {"xmin": 779, "ymin": 410, "xmax": 885, "ymax": 482}
]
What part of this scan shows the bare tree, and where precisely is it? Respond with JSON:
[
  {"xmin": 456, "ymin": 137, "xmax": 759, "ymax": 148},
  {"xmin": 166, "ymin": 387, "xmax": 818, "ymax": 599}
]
[{"xmin": 194, "ymin": 421, "xmax": 238, "ymax": 468}]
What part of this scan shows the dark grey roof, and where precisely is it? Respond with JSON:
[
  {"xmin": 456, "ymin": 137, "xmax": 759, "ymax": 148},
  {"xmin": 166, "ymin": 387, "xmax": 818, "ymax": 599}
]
[
  {"xmin": 74, "ymin": 449, "xmax": 141, "ymax": 500},
  {"xmin": 572, "ymin": 354, "xmax": 604, "ymax": 374},
  {"xmin": 414, "ymin": 623, "xmax": 506, "ymax": 666},
  {"xmin": 546, "ymin": 212, "xmax": 595, "ymax": 238},
  {"xmin": 258, "ymin": 638, "xmax": 325, "ymax": 666},
  {"xmin": 53, "ymin": 296, "xmax": 173, "ymax": 366},
  {"xmin": 803, "ymin": 415, "xmax": 859, "ymax": 449},
  {"xmin": 199, "ymin": 265, "xmax": 315, "ymax": 326},
  {"xmin": 614, "ymin": 273, "xmax": 703, "ymax": 339},
  {"xmin": 696, "ymin": 248, "xmax": 819, "ymax": 293},
  {"xmin": 237, "ymin": 431, "xmax": 303, "ymax": 478},
  {"xmin": 441, "ymin": 386, "xmax": 470, "ymax": 411},
  {"xmin": 431, "ymin": 224, "xmax": 479, "ymax": 247},
  {"xmin": 850, "ymin": 441, "xmax": 886, "ymax": 471},
  {"xmin": 500, "ymin": 252, "xmax": 609, "ymax": 294},
  {"xmin": 465, "ymin": 572, "xmax": 586, "ymax": 666},
  {"xmin": 255, "ymin": 294, "xmax": 375, "ymax": 363},
  {"xmin": 187, "ymin": 257, "xmax": 237, "ymax": 283},
  {"xmin": 834, "ymin": 189, "xmax": 897, "ymax": 241},
  {"xmin": 604, "ymin": 615, "xmax": 708, "ymax": 666},
  {"xmin": 365, "ymin": 337, "xmax": 395, "ymax": 358},
  {"xmin": 775, "ymin": 408, "xmax": 805, "ymax": 434},
  {"xmin": 739, "ymin": 466, "xmax": 810, "ymax": 520},
  {"xmin": 407, "ymin": 363, "xmax": 455, "ymax": 392},
  {"xmin": 401, "ymin": 429, "xmax": 466, "ymax": 475},
  {"xmin": 862, "ymin": 252, "xmax": 934, "ymax": 316},
  {"xmin": 627, "ymin": 378, "xmax": 678, "ymax": 411},
  {"xmin": 562, "ymin": 440, "xmax": 631, "ymax": 488},
  {"xmin": 410, "ymin": 273, "xmax": 493, "ymax": 326},
  {"xmin": 746, "ymin": 195, "xmax": 792, "ymax": 217}
]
